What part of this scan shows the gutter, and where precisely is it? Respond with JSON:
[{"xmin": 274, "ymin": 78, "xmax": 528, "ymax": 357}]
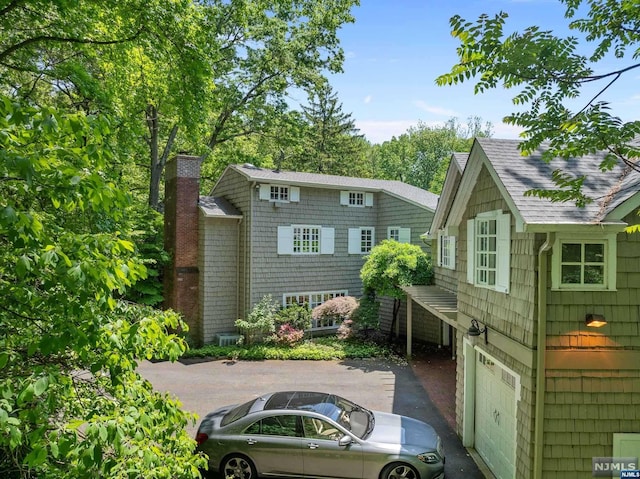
[{"xmin": 533, "ymin": 232, "xmax": 553, "ymax": 479}]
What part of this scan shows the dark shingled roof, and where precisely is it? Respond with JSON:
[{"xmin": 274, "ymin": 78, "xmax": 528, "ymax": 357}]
[
  {"xmin": 199, "ymin": 196, "xmax": 242, "ymax": 218},
  {"xmin": 475, "ymin": 137, "xmax": 640, "ymax": 225},
  {"xmin": 227, "ymin": 163, "xmax": 439, "ymax": 211}
]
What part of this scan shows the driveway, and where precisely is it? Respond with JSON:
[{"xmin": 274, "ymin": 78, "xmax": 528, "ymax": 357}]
[{"xmin": 138, "ymin": 357, "xmax": 486, "ymax": 478}]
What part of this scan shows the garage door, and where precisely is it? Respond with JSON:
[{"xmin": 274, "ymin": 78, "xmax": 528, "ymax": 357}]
[{"xmin": 475, "ymin": 351, "xmax": 517, "ymax": 479}]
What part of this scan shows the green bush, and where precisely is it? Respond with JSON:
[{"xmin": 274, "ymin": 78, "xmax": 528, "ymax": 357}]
[
  {"xmin": 275, "ymin": 303, "xmax": 312, "ymax": 331},
  {"xmin": 235, "ymin": 295, "xmax": 279, "ymax": 345}
]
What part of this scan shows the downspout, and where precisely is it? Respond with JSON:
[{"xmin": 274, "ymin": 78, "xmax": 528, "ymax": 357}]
[{"xmin": 534, "ymin": 232, "xmax": 553, "ymax": 479}]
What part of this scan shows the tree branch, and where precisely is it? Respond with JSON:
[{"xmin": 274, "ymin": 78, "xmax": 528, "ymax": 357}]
[{"xmin": 0, "ymin": 28, "xmax": 145, "ymax": 63}]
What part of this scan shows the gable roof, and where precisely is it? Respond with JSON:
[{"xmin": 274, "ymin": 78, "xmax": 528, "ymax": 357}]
[
  {"xmin": 446, "ymin": 138, "xmax": 640, "ymax": 232},
  {"xmin": 428, "ymin": 152, "xmax": 469, "ymax": 235},
  {"xmin": 213, "ymin": 163, "xmax": 439, "ymax": 211}
]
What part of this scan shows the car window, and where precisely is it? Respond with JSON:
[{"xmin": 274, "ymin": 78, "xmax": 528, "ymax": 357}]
[
  {"xmin": 245, "ymin": 415, "xmax": 301, "ymax": 437},
  {"xmin": 302, "ymin": 416, "xmax": 341, "ymax": 441},
  {"xmin": 221, "ymin": 398, "xmax": 258, "ymax": 426}
]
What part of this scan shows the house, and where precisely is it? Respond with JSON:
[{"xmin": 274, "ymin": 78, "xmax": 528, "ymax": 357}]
[
  {"xmin": 164, "ymin": 156, "xmax": 440, "ymax": 346},
  {"xmin": 404, "ymin": 137, "xmax": 640, "ymax": 478}
]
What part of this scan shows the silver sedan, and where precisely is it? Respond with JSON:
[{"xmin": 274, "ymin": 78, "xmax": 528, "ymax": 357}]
[{"xmin": 195, "ymin": 391, "xmax": 445, "ymax": 479}]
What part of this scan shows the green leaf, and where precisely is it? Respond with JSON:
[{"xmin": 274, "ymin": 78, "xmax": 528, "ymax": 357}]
[{"xmin": 34, "ymin": 376, "xmax": 49, "ymax": 397}]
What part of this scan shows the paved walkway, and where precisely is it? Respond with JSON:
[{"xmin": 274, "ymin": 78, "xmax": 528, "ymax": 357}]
[{"xmin": 139, "ymin": 353, "xmax": 486, "ymax": 478}]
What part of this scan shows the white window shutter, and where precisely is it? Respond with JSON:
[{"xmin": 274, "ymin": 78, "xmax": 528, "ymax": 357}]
[
  {"xmin": 277, "ymin": 226, "xmax": 293, "ymax": 254},
  {"xmin": 348, "ymin": 228, "xmax": 360, "ymax": 254},
  {"xmin": 259, "ymin": 184, "xmax": 271, "ymax": 200},
  {"xmin": 496, "ymin": 213, "xmax": 511, "ymax": 293},
  {"xmin": 340, "ymin": 191, "xmax": 349, "ymax": 205},
  {"xmin": 290, "ymin": 186, "xmax": 300, "ymax": 202},
  {"xmin": 320, "ymin": 227, "xmax": 335, "ymax": 254},
  {"xmin": 399, "ymin": 227, "xmax": 411, "ymax": 243},
  {"xmin": 467, "ymin": 219, "xmax": 475, "ymax": 284},
  {"xmin": 449, "ymin": 235, "xmax": 457, "ymax": 269},
  {"xmin": 365, "ymin": 192, "xmax": 374, "ymax": 207},
  {"xmin": 437, "ymin": 231, "xmax": 443, "ymax": 267}
]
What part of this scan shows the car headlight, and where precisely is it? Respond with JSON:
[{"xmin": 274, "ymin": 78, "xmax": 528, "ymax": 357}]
[{"xmin": 417, "ymin": 451, "xmax": 441, "ymax": 464}]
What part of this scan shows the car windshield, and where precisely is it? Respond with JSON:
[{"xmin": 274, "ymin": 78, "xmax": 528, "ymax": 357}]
[{"xmin": 264, "ymin": 392, "xmax": 374, "ymax": 439}]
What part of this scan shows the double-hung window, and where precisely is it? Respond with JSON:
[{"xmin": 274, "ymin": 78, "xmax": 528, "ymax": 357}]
[
  {"xmin": 551, "ymin": 233, "xmax": 616, "ymax": 290},
  {"xmin": 388, "ymin": 227, "xmax": 411, "ymax": 243},
  {"xmin": 277, "ymin": 225, "xmax": 334, "ymax": 255},
  {"xmin": 340, "ymin": 191, "xmax": 373, "ymax": 207},
  {"xmin": 438, "ymin": 230, "xmax": 456, "ymax": 270},
  {"xmin": 259, "ymin": 184, "xmax": 300, "ymax": 203},
  {"xmin": 348, "ymin": 227, "xmax": 375, "ymax": 254},
  {"xmin": 467, "ymin": 210, "xmax": 510, "ymax": 293}
]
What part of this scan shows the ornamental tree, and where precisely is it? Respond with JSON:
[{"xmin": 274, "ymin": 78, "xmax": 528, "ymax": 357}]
[{"xmin": 360, "ymin": 240, "xmax": 433, "ymax": 340}]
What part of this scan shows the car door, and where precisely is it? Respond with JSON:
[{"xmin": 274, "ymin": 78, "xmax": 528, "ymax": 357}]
[
  {"xmin": 241, "ymin": 413, "xmax": 305, "ymax": 476},
  {"xmin": 301, "ymin": 416, "xmax": 363, "ymax": 479}
]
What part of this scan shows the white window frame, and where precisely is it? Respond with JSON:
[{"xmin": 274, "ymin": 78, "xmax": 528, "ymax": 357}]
[
  {"xmin": 340, "ymin": 191, "xmax": 373, "ymax": 207},
  {"xmin": 259, "ymin": 184, "xmax": 300, "ymax": 203},
  {"xmin": 348, "ymin": 227, "xmax": 375, "ymax": 254},
  {"xmin": 438, "ymin": 230, "xmax": 456, "ymax": 270},
  {"xmin": 388, "ymin": 227, "xmax": 411, "ymax": 243},
  {"xmin": 283, "ymin": 290, "xmax": 348, "ymax": 330},
  {"xmin": 551, "ymin": 233, "xmax": 617, "ymax": 291},
  {"xmin": 467, "ymin": 210, "xmax": 510, "ymax": 293},
  {"xmin": 277, "ymin": 225, "xmax": 334, "ymax": 255}
]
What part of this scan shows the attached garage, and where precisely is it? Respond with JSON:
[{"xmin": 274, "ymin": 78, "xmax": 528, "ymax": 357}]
[{"xmin": 463, "ymin": 342, "xmax": 520, "ymax": 479}]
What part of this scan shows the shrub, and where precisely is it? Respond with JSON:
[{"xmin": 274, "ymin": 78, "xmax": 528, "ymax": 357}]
[
  {"xmin": 351, "ymin": 294, "xmax": 380, "ymax": 332},
  {"xmin": 235, "ymin": 295, "xmax": 279, "ymax": 345},
  {"xmin": 270, "ymin": 323, "xmax": 305, "ymax": 346},
  {"xmin": 312, "ymin": 296, "xmax": 358, "ymax": 328},
  {"xmin": 275, "ymin": 303, "xmax": 312, "ymax": 331}
]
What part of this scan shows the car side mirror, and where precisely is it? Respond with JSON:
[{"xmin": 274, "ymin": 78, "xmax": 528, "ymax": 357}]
[{"xmin": 338, "ymin": 435, "xmax": 352, "ymax": 447}]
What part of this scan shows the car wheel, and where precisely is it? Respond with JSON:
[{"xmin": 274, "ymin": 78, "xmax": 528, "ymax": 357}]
[
  {"xmin": 221, "ymin": 454, "xmax": 256, "ymax": 479},
  {"xmin": 381, "ymin": 462, "xmax": 419, "ymax": 479}
]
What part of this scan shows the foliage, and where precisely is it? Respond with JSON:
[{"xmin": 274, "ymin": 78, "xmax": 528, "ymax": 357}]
[
  {"xmin": 183, "ymin": 337, "xmax": 394, "ymax": 361},
  {"xmin": 274, "ymin": 303, "xmax": 313, "ymax": 332},
  {"xmin": 312, "ymin": 296, "xmax": 359, "ymax": 326},
  {"xmin": 269, "ymin": 324, "xmax": 306, "ymax": 346},
  {"xmin": 361, "ymin": 241, "xmax": 433, "ymax": 299},
  {"xmin": 370, "ymin": 117, "xmax": 491, "ymax": 193},
  {"xmin": 0, "ymin": 96, "xmax": 204, "ymax": 478},
  {"xmin": 235, "ymin": 295, "xmax": 280, "ymax": 345},
  {"xmin": 360, "ymin": 240, "xmax": 433, "ymax": 339},
  {"xmin": 351, "ymin": 294, "xmax": 381, "ymax": 332},
  {"xmin": 436, "ymin": 0, "xmax": 640, "ymax": 205}
]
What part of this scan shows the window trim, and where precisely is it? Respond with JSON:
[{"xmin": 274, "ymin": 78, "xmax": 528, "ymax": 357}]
[
  {"xmin": 437, "ymin": 230, "xmax": 456, "ymax": 270},
  {"xmin": 348, "ymin": 227, "xmax": 375, "ymax": 254},
  {"xmin": 277, "ymin": 225, "xmax": 334, "ymax": 255},
  {"xmin": 467, "ymin": 210, "xmax": 510, "ymax": 293},
  {"xmin": 259, "ymin": 184, "xmax": 300, "ymax": 203},
  {"xmin": 551, "ymin": 232, "xmax": 617, "ymax": 291},
  {"xmin": 387, "ymin": 226, "xmax": 411, "ymax": 243},
  {"xmin": 340, "ymin": 191, "xmax": 373, "ymax": 207}
]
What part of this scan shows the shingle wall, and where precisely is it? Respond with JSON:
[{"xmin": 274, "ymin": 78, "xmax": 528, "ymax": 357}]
[
  {"xmin": 542, "ymin": 209, "xmax": 640, "ymax": 477},
  {"xmin": 199, "ymin": 215, "xmax": 239, "ymax": 344}
]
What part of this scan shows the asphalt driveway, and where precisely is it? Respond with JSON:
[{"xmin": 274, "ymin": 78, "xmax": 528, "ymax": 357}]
[{"xmin": 138, "ymin": 357, "xmax": 486, "ymax": 478}]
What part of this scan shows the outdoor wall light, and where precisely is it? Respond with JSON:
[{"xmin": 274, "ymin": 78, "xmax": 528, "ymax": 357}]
[
  {"xmin": 467, "ymin": 319, "xmax": 488, "ymax": 344},
  {"xmin": 585, "ymin": 313, "xmax": 607, "ymax": 328}
]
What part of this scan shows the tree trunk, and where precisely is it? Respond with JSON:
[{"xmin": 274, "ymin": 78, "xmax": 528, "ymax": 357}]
[
  {"xmin": 146, "ymin": 104, "xmax": 178, "ymax": 211},
  {"xmin": 388, "ymin": 297, "xmax": 402, "ymax": 342}
]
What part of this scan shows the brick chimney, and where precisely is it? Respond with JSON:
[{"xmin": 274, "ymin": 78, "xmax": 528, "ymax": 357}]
[{"xmin": 164, "ymin": 154, "xmax": 201, "ymax": 340}]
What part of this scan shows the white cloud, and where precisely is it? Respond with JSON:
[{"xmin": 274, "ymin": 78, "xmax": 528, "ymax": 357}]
[
  {"xmin": 414, "ymin": 100, "xmax": 457, "ymax": 117},
  {"xmin": 492, "ymin": 122, "xmax": 524, "ymax": 140},
  {"xmin": 364, "ymin": 95, "xmax": 372, "ymax": 104},
  {"xmin": 355, "ymin": 120, "xmax": 418, "ymax": 144}
]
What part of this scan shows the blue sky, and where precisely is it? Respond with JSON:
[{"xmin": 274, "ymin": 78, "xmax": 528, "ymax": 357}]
[{"xmin": 323, "ymin": 0, "xmax": 640, "ymax": 144}]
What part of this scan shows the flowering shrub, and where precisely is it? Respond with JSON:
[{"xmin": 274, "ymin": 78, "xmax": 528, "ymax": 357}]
[
  {"xmin": 270, "ymin": 323, "xmax": 305, "ymax": 346},
  {"xmin": 235, "ymin": 295, "xmax": 279, "ymax": 345}
]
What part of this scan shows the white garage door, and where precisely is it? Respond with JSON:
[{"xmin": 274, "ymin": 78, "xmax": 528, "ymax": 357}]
[{"xmin": 475, "ymin": 351, "xmax": 517, "ymax": 479}]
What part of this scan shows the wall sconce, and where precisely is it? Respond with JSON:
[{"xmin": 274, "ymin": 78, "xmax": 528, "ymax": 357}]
[
  {"xmin": 585, "ymin": 313, "xmax": 607, "ymax": 328},
  {"xmin": 467, "ymin": 319, "xmax": 488, "ymax": 344}
]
